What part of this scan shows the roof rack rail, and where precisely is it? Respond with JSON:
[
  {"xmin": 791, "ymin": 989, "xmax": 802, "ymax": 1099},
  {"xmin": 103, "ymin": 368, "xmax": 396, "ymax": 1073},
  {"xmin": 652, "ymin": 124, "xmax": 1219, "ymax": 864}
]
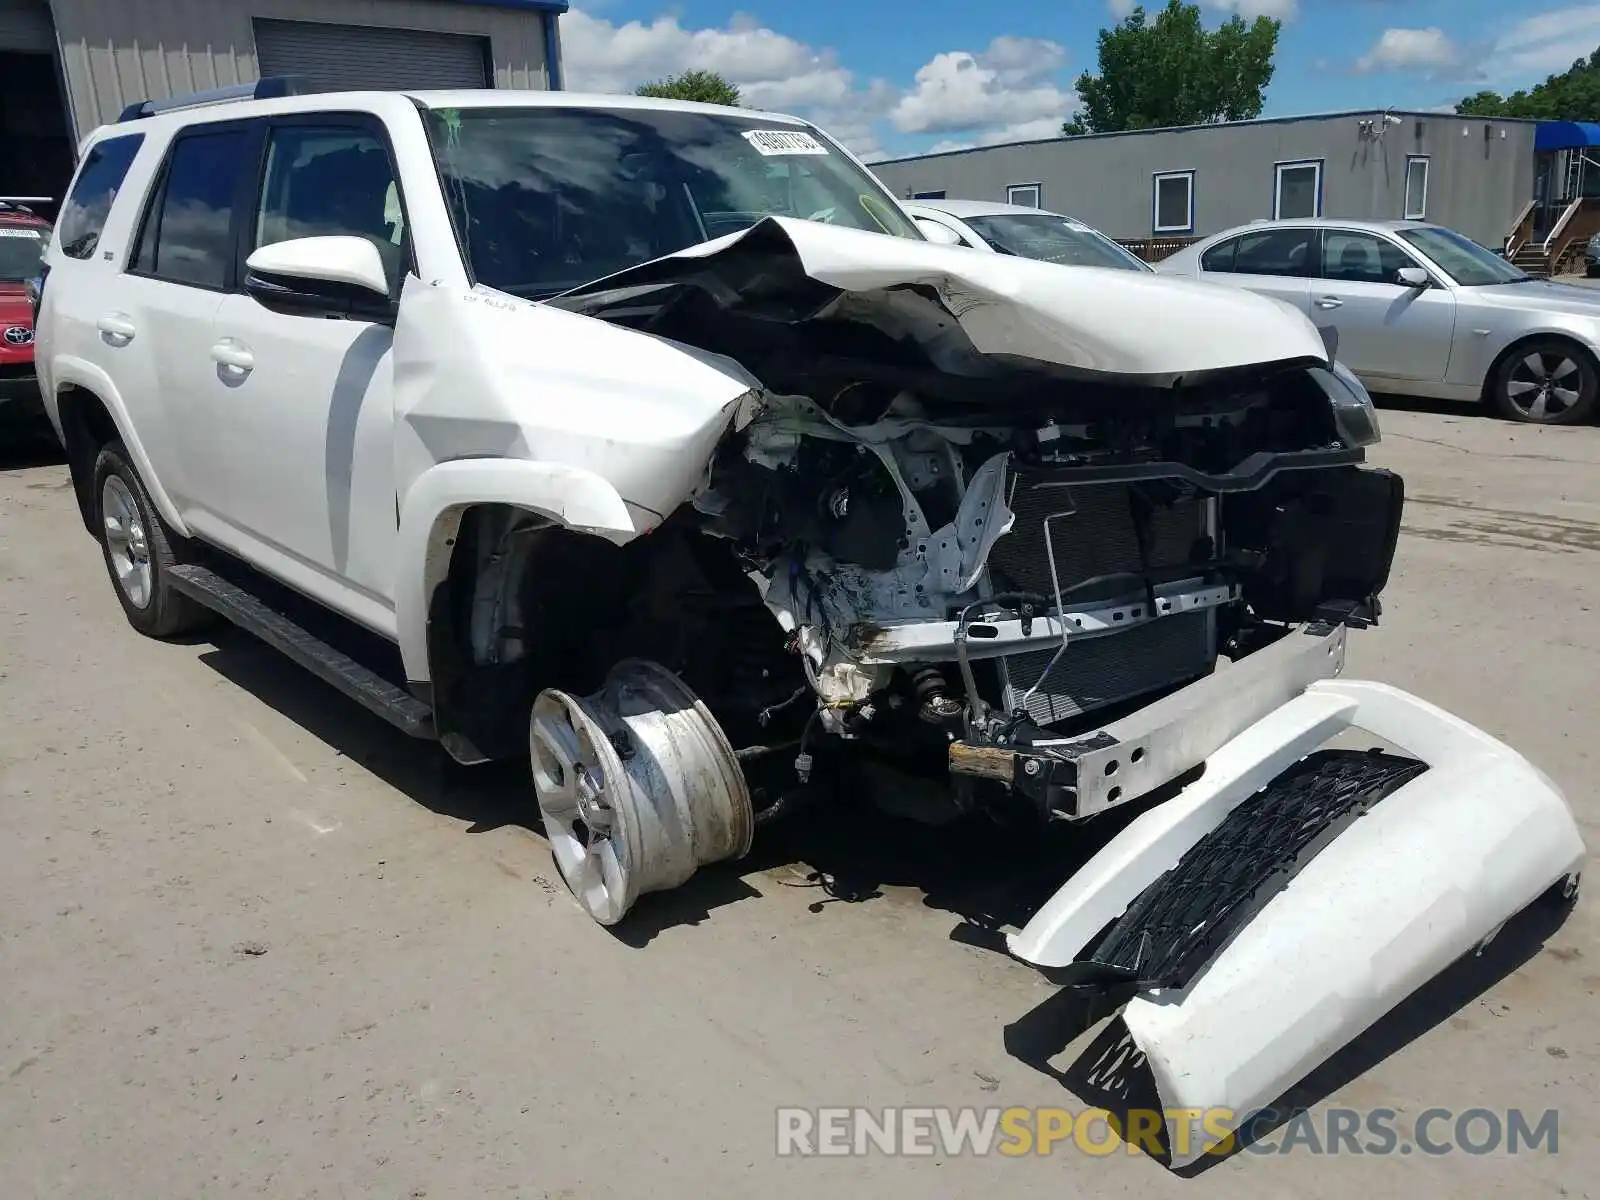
[{"xmin": 117, "ymin": 75, "xmax": 315, "ymax": 123}]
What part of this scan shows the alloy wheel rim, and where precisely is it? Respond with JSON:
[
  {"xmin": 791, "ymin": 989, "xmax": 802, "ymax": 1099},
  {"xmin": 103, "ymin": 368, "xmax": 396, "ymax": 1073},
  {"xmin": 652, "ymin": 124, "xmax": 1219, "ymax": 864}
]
[
  {"xmin": 102, "ymin": 475, "xmax": 154, "ymax": 609},
  {"xmin": 530, "ymin": 697, "xmax": 633, "ymax": 925},
  {"xmin": 1505, "ymin": 351, "xmax": 1582, "ymax": 421}
]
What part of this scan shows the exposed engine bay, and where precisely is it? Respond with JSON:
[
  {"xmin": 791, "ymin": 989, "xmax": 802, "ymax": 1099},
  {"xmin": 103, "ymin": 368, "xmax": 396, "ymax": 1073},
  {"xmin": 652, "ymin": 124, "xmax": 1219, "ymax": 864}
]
[{"xmin": 435, "ymin": 351, "xmax": 1402, "ymax": 833}]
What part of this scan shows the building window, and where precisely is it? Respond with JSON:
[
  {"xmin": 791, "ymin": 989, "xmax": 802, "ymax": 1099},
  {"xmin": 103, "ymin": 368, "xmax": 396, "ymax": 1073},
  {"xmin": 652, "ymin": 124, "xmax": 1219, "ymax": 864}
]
[
  {"xmin": 1404, "ymin": 156, "xmax": 1429, "ymax": 220},
  {"xmin": 1274, "ymin": 160, "xmax": 1322, "ymax": 220},
  {"xmin": 1006, "ymin": 183, "xmax": 1042, "ymax": 208},
  {"xmin": 1152, "ymin": 170, "xmax": 1195, "ymax": 234},
  {"xmin": 911, "ymin": 190, "xmax": 947, "ymax": 200}
]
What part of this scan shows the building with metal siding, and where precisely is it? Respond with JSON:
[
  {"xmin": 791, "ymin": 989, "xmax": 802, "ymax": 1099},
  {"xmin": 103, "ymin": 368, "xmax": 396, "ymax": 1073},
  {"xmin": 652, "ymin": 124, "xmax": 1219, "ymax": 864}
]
[
  {"xmin": 0, "ymin": 0, "xmax": 565, "ymax": 210},
  {"xmin": 870, "ymin": 111, "xmax": 1540, "ymax": 249}
]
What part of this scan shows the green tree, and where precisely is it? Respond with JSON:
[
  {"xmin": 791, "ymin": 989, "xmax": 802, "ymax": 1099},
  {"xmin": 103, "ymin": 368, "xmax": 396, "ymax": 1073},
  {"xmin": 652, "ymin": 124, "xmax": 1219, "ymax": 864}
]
[
  {"xmin": 635, "ymin": 70, "xmax": 741, "ymax": 107},
  {"xmin": 1455, "ymin": 48, "xmax": 1600, "ymax": 121},
  {"xmin": 1065, "ymin": 0, "xmax": 1281, "ymax": 134}
]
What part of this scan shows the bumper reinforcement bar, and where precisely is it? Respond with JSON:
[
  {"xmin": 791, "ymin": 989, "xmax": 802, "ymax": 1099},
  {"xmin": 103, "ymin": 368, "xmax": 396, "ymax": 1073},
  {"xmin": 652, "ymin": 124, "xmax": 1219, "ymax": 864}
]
[{"xmin": 948, "ymin": 622, "xmax": 1348, "ymax": 819}]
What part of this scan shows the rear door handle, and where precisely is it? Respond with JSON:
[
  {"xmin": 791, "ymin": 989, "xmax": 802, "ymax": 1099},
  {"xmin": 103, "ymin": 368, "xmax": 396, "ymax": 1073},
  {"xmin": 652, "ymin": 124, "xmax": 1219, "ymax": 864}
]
[
  {"xmin": 1314, "ymin": 296, "xmax": 1344, "ymax": 309},
  {"xmin": 210, "ymin": 341, "xmax": 255, "ymax": 373},
  {"xmin": 97, "ymin": 313, "xmax": 137, "ymax": 344}
]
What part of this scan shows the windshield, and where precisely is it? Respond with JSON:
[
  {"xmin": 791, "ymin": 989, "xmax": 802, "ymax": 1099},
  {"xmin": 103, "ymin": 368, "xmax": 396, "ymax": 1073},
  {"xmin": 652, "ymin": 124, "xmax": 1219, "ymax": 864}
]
[
  {"xmin": 424, "ymin": 106, "xmax": 920, "ymax": 298},
  {"xmin": 1397, "ymin": 225, "xmax": 1527, "ymax": 286},
  {"xmin": 964, "ymin": 213, "xmax": 1149, "ymax": 272},
  {"xmin": 0, "ymin": 225, "xmax": 49, "ymax": 283}
]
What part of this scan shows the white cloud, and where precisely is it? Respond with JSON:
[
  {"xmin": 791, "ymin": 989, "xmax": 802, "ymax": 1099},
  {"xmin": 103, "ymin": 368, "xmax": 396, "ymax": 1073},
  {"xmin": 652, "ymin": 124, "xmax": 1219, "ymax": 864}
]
[
  {"xmin": 1352, "ymin": 6, "xmax": 1600, "ymax": 86},
  {"xmin": 890, "ymin": 37, "xmax": 1076, "ymax": 136},
  {"xmin": 927, "ymin": 117, "xmax": 1070, "ymax": 155},
  {"xmin": 1492, "ymin": 5, "xmax": 1600, "ymax": 78},
  {"xmin": 1109, "ymin": 0, "xmax": 1298, "ymax": 18},
  {"xmin": 1205, "ymin": 0, "xmax": 1299, "ymax": 18},
  {"xmin": 560, "ymin": 8, "xmax": 895, "ymax": 156},
  {"xmin": 560, "ymin": 10, "xmax": 1084, "ymax": 159},
  {"xmin": 1355, "ymin": 27, "xmax": 1466, "ymax": 75},
  {"xmin": 562, "ymin": 10, "xmax": 850, "ymax": 110}
]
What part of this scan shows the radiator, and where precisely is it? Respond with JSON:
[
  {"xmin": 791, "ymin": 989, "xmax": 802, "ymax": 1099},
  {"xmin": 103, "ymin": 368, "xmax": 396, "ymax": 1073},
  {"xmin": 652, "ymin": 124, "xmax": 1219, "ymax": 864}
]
[
  {"xmin": 998, "ymin": 609, "xmax": 1217, "ymax": 727},
  {"xmin": 989, "ymin": 477, "xmax": 1207, "ymax": 602}
]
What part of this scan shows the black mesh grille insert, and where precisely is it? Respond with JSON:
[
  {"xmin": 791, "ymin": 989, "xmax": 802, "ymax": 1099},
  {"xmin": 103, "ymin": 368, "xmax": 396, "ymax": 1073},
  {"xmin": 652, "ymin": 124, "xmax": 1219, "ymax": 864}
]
[{"xmin": 1066, "ymin": 749, "xmax": 1427, "ymax": 993}]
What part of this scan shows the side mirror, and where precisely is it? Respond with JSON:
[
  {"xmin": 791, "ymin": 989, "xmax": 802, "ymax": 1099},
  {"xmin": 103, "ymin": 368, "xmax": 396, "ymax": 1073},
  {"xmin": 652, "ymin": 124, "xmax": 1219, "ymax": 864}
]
[
  {"xmin": 1395, "ymin": 266, "xmax": 1431, "ymax": 288},
  {"xmin": 245, "ymin": 235, "xmax": 394, "ymax": 319},
  {"xmin": 914, "ymin": 217, "xmax": 963, "ymax": 246}
]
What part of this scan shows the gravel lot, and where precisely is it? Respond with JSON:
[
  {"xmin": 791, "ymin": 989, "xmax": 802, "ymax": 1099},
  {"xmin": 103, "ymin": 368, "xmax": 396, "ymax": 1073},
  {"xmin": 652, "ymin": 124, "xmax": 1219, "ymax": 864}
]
[{"xmin": 1, "ymin": 401, "xmax": 1596, "ymax": 1199}]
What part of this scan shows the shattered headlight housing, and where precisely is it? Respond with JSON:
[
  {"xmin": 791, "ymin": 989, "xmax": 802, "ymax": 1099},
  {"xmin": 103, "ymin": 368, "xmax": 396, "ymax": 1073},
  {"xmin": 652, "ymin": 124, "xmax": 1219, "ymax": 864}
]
[{"xmin": 1312, "ymin": 360, "xmax": 1381, "ymax": 448}]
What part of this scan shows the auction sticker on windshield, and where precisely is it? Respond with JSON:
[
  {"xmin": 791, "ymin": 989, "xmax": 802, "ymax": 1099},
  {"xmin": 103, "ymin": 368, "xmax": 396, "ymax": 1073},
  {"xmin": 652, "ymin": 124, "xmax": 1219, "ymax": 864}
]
[{"xmin": 743, "ymin": 129, "xmax": 829, "ymax": 156}]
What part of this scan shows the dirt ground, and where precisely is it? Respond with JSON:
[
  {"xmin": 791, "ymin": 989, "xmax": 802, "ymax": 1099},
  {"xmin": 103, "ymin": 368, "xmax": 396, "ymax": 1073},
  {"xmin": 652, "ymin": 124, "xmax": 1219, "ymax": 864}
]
[{"xmin": 1, "ymin": 400, "xmax": 1596, "ymax": 1199}]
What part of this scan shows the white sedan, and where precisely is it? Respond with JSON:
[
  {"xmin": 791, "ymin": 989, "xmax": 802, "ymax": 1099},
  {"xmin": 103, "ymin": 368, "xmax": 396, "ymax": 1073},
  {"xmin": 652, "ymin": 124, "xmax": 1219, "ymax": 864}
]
[
  {"xmin": 904, "ymin": 198, "xmax": 1153, "ymax": 272},
  {"xmin": 1159, "ymin": 218, "xmax": 1600, "ymax": 425}
]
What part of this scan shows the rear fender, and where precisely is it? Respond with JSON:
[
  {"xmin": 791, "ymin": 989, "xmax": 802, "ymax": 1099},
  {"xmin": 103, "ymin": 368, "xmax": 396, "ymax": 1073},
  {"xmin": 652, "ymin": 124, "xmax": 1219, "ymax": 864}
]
[
  {"xmin": 48, "ymin": 355, "xmax": 189, "ymax": 536},
  {"xmin": 1011, "ymin": 679, "xmax": 1585, "ymax": 1167}
]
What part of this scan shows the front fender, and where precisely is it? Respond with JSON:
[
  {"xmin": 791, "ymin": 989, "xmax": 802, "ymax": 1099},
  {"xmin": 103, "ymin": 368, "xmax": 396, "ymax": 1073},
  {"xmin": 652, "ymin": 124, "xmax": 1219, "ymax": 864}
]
[
  {"xmin": 47, "ymin": 353, "xmax": 190, "ymax": 537},
  {"xmin": 393, "ymin": 457, "xmax": 640, "ymax": 684},
  {"xmin": 1011, "ymin": 679, "xmax": 1585, "ymax": 1167}
]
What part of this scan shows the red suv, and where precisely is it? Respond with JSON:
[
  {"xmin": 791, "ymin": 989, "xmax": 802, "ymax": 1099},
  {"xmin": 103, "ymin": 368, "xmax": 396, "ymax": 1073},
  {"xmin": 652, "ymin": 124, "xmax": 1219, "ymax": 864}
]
[{"xmin": 1, "ymin": 202, "xmax": 51, "ymax": 419}]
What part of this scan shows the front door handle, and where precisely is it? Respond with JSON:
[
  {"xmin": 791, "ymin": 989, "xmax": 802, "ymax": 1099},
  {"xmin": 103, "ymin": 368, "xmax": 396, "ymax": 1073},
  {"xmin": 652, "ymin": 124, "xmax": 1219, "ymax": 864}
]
[
  {"xmin": 97, "ymin": 313, "xmax": 137, "ymax": 344},
  {"xmin": 210, "ymin": 341, "xmax": 255, "ymax": 373},
  {"xmin": 1314, "ymin": 296, "xmax": 1344, "ymax": 310}
]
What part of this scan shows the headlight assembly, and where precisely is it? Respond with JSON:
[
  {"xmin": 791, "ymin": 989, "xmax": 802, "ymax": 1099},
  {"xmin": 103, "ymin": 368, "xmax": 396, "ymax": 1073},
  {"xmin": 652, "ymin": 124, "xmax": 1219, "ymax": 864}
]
[{"xmin": 1312, "ymin": 360, "xmax": 1381, "ymax": 448}]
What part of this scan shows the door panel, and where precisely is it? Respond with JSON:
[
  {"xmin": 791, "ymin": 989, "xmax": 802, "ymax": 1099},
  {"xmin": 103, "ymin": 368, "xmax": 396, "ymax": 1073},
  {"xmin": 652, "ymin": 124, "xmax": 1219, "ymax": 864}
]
[
  {"xmin": 1310, "ymin": 230, "xmax": 1456, "ymax": 382},
  {"xmin": 206, "ymin": 119, "xmax": 408, "ymax": 613},
  {"xmin": 122, "ymin": 123, "xmax": 255, "ymax": 525}
]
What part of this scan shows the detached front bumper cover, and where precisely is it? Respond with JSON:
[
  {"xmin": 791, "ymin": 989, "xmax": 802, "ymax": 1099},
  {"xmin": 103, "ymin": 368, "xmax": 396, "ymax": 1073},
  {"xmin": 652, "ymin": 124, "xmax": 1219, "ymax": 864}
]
[{"xmin": 1008, "ymin": 677, "xmax": 1586, "ymax": 1168}]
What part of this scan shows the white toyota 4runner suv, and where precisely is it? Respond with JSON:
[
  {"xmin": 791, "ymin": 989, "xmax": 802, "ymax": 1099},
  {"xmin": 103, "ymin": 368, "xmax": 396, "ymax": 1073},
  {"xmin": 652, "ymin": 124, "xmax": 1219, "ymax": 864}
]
[{"xmin": 34, "ymin": 80, "xmax": 1582, "ymax": 1162}]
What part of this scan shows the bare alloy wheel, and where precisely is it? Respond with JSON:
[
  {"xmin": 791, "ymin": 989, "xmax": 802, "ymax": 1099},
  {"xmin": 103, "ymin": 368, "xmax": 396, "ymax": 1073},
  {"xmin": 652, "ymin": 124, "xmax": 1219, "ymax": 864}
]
[
  {"xmin": 1493, "ymin": 341, "xmax": 1598, "ymax": 425},
  {"xmin": 530, "ymin": 660, "xmax": 753, "ymax": 926},
  {"xmin": 92, "ymin": 441, "xmax": 210, "ymax": 638},
  {"xmin": 102, "ymin": 473, "xmax": 153, "ymax": 609}
]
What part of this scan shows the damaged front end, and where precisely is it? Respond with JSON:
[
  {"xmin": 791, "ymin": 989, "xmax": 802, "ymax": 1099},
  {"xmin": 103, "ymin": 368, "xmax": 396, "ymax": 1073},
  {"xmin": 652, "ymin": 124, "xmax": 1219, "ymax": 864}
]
[
  {"xmin": 547, "ymin": 217, "xmax": 1404, "ymax": 831},
  {"xmin": 514, "ymin": 217, "xmax": 1584, "ymax": 1161}
]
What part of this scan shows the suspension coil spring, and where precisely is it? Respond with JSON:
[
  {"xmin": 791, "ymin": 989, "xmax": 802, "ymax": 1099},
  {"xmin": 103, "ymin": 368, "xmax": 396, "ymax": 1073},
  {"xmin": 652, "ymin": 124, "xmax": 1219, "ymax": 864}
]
[{"xmin": 910, "ymin": 666, "xmax": 963, "ymax": 724}]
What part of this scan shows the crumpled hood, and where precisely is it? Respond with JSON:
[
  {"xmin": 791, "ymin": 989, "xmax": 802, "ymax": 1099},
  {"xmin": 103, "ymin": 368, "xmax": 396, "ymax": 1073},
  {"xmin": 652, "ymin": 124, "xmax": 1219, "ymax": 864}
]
[{"xmin": 552, "ymin": 216, "xmax": 1331, "ymax": 386}]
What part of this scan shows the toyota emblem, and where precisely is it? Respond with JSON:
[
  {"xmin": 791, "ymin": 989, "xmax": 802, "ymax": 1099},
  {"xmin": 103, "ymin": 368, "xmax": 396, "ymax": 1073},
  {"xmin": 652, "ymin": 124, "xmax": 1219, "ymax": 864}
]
[{"xmin": 3, "ymin": 325, "xmax": 32, "ymax": 347}]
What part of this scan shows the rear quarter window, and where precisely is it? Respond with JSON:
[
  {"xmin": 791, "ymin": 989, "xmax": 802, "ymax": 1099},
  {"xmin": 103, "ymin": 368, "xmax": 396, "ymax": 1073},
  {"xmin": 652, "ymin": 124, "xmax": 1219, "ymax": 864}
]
[
  {"xmin": 58, "ymin": 134, "xmax": 146, "ymax": 261},
  {"xmin": 1200, "ymin": 238, "xmax": 1236, "ymax": 272}
]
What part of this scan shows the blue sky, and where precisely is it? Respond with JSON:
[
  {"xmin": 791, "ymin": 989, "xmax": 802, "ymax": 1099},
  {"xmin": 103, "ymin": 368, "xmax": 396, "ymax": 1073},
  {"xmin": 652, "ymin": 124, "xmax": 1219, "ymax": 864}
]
[{"xmin": 561, "ymin": 1, "xmax": 1600, "ymax": 159}]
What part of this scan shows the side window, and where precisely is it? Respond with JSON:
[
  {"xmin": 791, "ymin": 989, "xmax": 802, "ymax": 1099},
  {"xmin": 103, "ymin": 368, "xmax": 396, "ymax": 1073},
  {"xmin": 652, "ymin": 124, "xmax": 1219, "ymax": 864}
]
[
  {"xmin": 58, "ymin": 135, "xmax": 145, "ymax": 260},
  {"xmin": 1320, "ymin": 231, "xmax": 1417, "ymax": 285},
  {"xmin": 132, "ymin": 128, "xmax": 252, "ymax": 290},
  {"xmin": 1200, "ymin": 237, "xmax": 1237, "ymax": 273},
  {"xmin": 1232, "ymin": 227, "xmax": 1313, "ymax": 278},
  {"xmin": 252, "ymin": 125, "xmax": 406, "ymax": 289}
]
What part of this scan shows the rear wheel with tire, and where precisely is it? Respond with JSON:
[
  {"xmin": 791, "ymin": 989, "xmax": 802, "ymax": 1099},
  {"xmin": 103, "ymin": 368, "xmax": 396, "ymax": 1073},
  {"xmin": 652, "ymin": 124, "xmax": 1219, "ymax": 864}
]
[
  {"xmin": 1490, "ymin": 339, "xmax": 1599, "ymax": 425},
  {"xmin": 93, "ymin": 441, "xmax": 209, "ymax": 638}
]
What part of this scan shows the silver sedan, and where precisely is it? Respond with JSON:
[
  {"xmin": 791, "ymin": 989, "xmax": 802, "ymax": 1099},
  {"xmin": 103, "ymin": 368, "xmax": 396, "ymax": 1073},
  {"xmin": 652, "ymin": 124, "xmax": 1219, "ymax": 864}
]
[
  {"xmin": 903, "ymin": 198, "xmax": 1153, "ymax": 272},
  {"xmin": 1158, "ymin": 219, "xmax": 1600, "ymax": 425}
]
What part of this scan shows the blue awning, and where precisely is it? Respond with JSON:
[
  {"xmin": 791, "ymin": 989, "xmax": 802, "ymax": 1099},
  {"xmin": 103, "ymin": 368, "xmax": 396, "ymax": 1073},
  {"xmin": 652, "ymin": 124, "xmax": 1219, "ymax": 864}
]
[{"xmin": 1536, "ymin": 121, "xmax": 1600, "ymax": 152}]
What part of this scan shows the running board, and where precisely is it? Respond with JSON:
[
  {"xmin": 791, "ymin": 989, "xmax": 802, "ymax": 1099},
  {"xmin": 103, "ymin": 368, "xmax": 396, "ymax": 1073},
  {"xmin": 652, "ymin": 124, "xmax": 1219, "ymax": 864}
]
[{"xmin": 167, "ymin": 563, "xmax": 435, "ymax": 738}]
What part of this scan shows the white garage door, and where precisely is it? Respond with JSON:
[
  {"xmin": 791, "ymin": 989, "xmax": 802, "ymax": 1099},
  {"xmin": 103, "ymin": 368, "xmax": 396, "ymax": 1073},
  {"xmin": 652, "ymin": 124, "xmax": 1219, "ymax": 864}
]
[
  {"xmin": 0, "ymin": 0, "xmax": 54, "ymax": 54},
  {"xmin": 253, "ymin": 18, "xmax": 490, "ymax": 92}
]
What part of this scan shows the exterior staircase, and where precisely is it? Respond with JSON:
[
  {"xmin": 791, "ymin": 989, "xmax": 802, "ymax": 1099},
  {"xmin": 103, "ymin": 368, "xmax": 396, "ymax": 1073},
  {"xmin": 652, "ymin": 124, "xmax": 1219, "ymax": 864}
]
[{"xmin": 1511, "ymin": 244, "xmax": 1552, "ymax": 278}]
